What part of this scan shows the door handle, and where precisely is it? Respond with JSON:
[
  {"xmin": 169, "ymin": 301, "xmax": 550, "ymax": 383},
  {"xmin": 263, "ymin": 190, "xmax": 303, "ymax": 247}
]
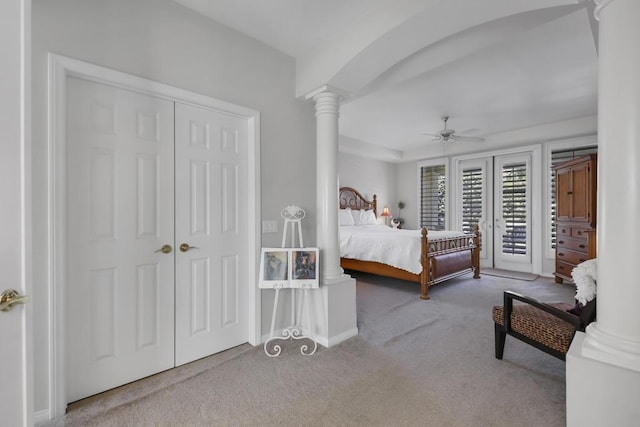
[
  {"xmin": 179, "ymin": 243, "xmax": 198, "ymax": 252},
  {"xmin": 155, "ymin": 244, "xmax": 172, "ymax": 254},
  {"xmin": 0, "ymin": 289, "xmax": 29, "ymax": 312}
]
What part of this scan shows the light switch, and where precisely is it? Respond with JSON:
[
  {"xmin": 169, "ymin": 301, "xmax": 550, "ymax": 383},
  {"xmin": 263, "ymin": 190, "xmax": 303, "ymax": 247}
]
[{"xmin": 262, "ymin": 220, "xmax": 278, "ymax": 233}]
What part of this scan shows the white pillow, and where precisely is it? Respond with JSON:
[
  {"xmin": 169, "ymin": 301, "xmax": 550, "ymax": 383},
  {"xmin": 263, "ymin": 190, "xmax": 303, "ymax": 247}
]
[
  {"xmin": 354, "ymin": 209, "xmax": 376, "ymax": 225},
  {"xmin": 339, "ymin": 208, "xmax": 355, "ymax": 226},
  {"xmin": 350, "ymin": 209, "xmax": 362, "ymax": 225}
]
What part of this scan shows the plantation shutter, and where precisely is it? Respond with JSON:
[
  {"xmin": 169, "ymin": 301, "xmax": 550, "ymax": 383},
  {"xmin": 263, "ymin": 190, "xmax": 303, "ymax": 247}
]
[
  {"xmin": 420, "ymin": 165, "xmax": 446, "ymax": 230},
  {"xmin": 461, "ymin": 167, "xmax": 482, "ymax": 234},
  {"xmin": 501, "ymin": 162, "xmax": 527, "ymax": 255},
  {"xmin": 550, "ymin": 146, "xmax": 597, "ymax": 249}
]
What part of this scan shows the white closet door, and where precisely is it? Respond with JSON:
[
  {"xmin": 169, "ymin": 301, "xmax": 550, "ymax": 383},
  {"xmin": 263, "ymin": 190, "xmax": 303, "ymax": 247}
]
[
  {"xmin": 174, "ymin": 103, "xmax": 249, "ymax": 366},
  {"xmin": 66, "ymin": 77, "xmax": 175, "ymax": 402}
]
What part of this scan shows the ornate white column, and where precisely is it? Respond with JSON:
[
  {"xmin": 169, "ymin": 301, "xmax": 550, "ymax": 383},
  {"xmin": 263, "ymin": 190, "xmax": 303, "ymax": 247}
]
[
  {"xmin": 583, "ymin": 0, "xmax": 640, "ymax": 371},
  {"xmin": 566, "ymin": 1, "xmax": 640, "ymax": 424},
  {"xmin": 304, "ymin": 85, "xmax": 357, "ymax": 348},
  {"xmin": 309, "ymin": 87, "xmax": 344, "ymax": 282}
]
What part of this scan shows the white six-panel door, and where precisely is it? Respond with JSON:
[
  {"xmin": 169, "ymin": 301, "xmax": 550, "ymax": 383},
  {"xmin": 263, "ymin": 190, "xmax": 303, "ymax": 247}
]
[
  {"xmin": 174, "ymin": 103, "xmax": 248, "ymax": 365},
  {"xmin": 66, "ymin": 77, "xmax": 176, "ymax": 402},
  {"xmin": 0, "ymin": 0, "xmax": 31, "ymax": 422}
]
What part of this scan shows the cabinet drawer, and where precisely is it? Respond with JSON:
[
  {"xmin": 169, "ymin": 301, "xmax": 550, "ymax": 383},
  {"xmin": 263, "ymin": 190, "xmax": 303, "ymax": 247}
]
[
  {"xmin": 557, "ymin": 226, "xmax": 571, "ymax": 237},
  {"xmin": 556, "ymin": 261, "xmax": 575, "ymax": 277},
  {"xmin": 556, "ymin": 237, "xmax": 588, "ymax": 253},
  {"xmin": 557, "ymin": 248, "xmax": 588, "ymax": 265},
  {"xmin": 571, "ymin": 227, "xmax": 590, "ymax": 239}
]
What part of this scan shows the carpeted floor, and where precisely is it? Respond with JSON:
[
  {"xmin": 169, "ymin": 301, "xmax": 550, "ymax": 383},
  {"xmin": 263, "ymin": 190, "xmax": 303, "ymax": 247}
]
[{"xmin": 48, "ymin": 273, "xmax": 576, "ymax": 426}]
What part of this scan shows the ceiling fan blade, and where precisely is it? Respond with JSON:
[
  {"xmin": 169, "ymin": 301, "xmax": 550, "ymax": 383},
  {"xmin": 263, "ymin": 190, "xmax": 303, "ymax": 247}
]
[
  {"xmin": 452, "ymin": 135, "xmax": 485, "ymax": 142},
  {"xmin": 421, "ymin": 132, "xmax": 440, "ymax": 137}
]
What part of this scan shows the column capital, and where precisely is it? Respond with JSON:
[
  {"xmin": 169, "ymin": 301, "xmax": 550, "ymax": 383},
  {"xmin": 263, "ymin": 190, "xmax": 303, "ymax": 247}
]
[
  {"xmin": 594, "ymin": 0, "xmax": 618, "ymax": 21},
  {"xmin": 304, "ymin": 84, "xmax": 349, "ymax": 103}
]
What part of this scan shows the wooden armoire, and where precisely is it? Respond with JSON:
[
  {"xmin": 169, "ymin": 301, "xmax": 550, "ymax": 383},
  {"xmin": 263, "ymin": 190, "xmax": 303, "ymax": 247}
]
[{"xmin": 554, "ymin": 154, "xmax": 597, "ymax": 284}]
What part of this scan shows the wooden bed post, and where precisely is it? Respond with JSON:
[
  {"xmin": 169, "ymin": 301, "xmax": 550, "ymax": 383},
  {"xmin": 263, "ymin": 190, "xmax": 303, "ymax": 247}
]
[
  {"xmin": 420, "ymin": 227, "xmax": 430, "ymax": 300},
  {"xmin": 473, "ymin": 224, "xmax": 481, "ymax": 279}
]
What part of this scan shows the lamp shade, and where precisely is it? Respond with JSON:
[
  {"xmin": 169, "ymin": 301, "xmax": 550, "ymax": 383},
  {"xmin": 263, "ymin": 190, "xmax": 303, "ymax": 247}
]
[{"xmin": 381, "ymin": 206, "xmax": 391, "ymax": 217}]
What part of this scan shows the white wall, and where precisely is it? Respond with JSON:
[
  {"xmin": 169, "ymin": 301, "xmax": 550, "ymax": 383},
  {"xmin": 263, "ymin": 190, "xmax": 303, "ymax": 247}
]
[
  {"xmin": 339, "ymin": 152, "xmax": 397, "ymax": 219},
  {"xmin": 396, "ymin": 162, "xmax": 419, "ymax": 229},
  {"xmin": 32, "ymin": 0, "xmax": 316, "ymax": 417}
]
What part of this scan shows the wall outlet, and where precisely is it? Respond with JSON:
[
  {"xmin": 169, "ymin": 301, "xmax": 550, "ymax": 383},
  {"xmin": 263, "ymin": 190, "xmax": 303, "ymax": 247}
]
[{"xmin": 262, "ymin": 220, "xmax": 278, "ymax": 233}]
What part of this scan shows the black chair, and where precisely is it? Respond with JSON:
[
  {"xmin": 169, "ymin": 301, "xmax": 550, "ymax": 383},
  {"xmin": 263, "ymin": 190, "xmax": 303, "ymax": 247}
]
[{"xmin": 492, "ymin": 291, "xmax": 596, "ymax": 361}]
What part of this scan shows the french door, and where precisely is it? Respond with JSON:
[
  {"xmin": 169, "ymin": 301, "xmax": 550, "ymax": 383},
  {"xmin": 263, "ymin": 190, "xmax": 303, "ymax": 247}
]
[
  {"xmin": 493, "ymin": 153, "xmax": 532, "ymax": 272},
  {"xmin": 66, "ymin": 77, "xmax": 249, "ymax": 402},
  {"xmin": 456, "ymin": 152, "xmax": 533, "ymax": 272},
  {"xmin": 457, "ymin": 157, "xmax": 493, "ymax": 267}
]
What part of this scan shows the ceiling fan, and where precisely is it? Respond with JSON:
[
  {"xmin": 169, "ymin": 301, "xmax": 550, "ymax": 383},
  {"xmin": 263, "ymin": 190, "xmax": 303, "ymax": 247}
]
[{"xmin": 423, "ymin": 116, "xmax": 485, "ymax": 142}]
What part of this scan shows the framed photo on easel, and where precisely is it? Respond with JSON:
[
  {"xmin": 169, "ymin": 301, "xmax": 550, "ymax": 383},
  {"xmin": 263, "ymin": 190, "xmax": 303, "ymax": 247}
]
[
  {"xmin": 290, "ymin": 248, "xmax": 319, "ymax": 288},
  {"xmin": 259, "ymin": 248, "xmax": 289, "ymax": 289},
  {"xmin": 259, "ymin": 247, "xmax": 319, "ymax": 289}
]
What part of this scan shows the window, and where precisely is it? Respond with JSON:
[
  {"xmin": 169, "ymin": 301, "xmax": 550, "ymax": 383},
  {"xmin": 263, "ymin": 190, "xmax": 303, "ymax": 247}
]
[
  {"xmin": 420, "ymin": 164, "xmax": 446, "ymax": 230},
  {"xmin": 550, "ymin": 146, "xmax": 597, "ymax": 249}
]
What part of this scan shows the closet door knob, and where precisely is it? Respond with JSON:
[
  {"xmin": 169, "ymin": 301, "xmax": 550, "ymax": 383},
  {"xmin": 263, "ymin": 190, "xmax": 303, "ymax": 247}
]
[
  {"xmin": 180, "ymin": 243, "xmax": 198, "ymax": 252},
  {"xmin": 0, "ymin": 289, "xmax": 29, "ymax": 312},
  {"xmin": 155, "ymin": 244, "xmax": 172, "ymax": 254}
]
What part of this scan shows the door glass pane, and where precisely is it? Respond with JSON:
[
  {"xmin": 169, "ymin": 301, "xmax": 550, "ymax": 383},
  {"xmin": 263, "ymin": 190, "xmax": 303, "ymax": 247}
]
[
  {"xmin": 462, "ymin": 167, "xmax": 482, "ymax": 247},
  {"xmin": 462, "ymin": 167, "xmax": 482, "ymax": 233},
  {"xmin": 502, "ymin": 162, "xmax": 527, "ymax": 255},
  {"xmin": 420, "ymin": 165, "xmax": 446, "ymax": 230}
]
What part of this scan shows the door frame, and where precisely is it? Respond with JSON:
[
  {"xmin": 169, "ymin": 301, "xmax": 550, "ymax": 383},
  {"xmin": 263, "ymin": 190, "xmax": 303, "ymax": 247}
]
[
  {"xmin": 452, "ymin": 143, "xmax": 542, "ymax": 274},
  {"xmin": 48, "ymin": 54, "xmax": 261, "ymax": 417}
]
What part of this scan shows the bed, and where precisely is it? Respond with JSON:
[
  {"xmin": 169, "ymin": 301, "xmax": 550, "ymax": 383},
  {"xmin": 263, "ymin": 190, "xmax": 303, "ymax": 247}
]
[{"xmin": 339, "ymin": 187, "xmax": 480, "ymax": 299}]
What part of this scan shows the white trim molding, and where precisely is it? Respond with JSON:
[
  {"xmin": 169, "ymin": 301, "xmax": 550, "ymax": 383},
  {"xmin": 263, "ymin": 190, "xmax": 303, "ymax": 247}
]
[{"xmin": 594, "ymin": 0, "xmax": 617, "ymax": 20}]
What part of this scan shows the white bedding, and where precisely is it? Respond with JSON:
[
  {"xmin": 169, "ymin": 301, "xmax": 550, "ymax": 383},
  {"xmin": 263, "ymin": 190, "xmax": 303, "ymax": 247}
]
[{"xmin": 339, "ymin": 224, "xmax": 465, "ymax": 275}]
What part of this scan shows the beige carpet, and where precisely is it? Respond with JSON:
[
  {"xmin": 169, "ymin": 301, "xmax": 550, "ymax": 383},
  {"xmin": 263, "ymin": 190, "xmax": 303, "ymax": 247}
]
[{"xmin": 47, "ymin": 273, "xmax": 575, "ymax": 426}]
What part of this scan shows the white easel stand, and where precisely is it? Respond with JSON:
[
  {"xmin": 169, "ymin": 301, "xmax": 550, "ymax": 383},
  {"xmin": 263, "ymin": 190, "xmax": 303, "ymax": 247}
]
[{"xmin": 264, "ymin": 206, "xmax": 318, "ymax": 357}]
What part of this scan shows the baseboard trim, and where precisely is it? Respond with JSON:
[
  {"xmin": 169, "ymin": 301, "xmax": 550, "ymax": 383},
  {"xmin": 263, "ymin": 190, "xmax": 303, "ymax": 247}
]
[
  {"xmin": 34, "ymin": 409, "xmax": 50, "ymax": 425},
  {"xmin": 315, "ymin": 327, "xmax": 359, "ymax": 348}
]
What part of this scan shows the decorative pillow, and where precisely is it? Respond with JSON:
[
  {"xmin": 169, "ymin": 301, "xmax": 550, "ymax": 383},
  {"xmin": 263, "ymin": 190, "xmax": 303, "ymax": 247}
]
[
  {"xmin": 358, "ymin": 209, "xmax": 377, "ymax": 225},
  {"xmin": 571, "ymin": 258, "xmax": 597, "ymax": 305},
  {"xmin": 339, "ymin": 208, "xmax": 355, "ymax": 226}
]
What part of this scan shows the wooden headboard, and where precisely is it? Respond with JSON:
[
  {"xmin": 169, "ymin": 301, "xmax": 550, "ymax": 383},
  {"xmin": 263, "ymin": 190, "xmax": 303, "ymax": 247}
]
[{"xmin": 339, "ymin": 187, "xmax": 377, "ymax": 217}]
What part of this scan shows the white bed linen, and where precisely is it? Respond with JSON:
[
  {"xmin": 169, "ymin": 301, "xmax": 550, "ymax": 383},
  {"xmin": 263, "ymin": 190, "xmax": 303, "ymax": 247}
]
[{"xmin": 339, "ymin": 225, "xmax": 465, "ymax": 274}]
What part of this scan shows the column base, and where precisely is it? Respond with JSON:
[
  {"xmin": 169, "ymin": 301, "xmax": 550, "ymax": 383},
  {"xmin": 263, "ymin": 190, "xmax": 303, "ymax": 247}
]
[
  {"xmin": 567, "ymin": 332, "xmax": 640, "ymax": 426},
  {"xmin": 309, "ymin": 274, "xmax": 358, "ymax": 348},
  {"xmin": 581, "ymin": 322, "xmax": 640, "ymax": 372}
]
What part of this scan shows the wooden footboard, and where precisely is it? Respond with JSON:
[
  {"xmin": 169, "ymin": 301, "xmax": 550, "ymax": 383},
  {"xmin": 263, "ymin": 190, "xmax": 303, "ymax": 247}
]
[{"xmin": 420, "ymin": 224, "xmax": 481, "ymax": 300}]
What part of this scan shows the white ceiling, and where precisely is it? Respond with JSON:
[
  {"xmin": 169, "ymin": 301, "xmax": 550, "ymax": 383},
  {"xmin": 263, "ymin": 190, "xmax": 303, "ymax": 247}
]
[{"xmin": 173, "ymin": 0, "xmax": 598, "ymax": 161}]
